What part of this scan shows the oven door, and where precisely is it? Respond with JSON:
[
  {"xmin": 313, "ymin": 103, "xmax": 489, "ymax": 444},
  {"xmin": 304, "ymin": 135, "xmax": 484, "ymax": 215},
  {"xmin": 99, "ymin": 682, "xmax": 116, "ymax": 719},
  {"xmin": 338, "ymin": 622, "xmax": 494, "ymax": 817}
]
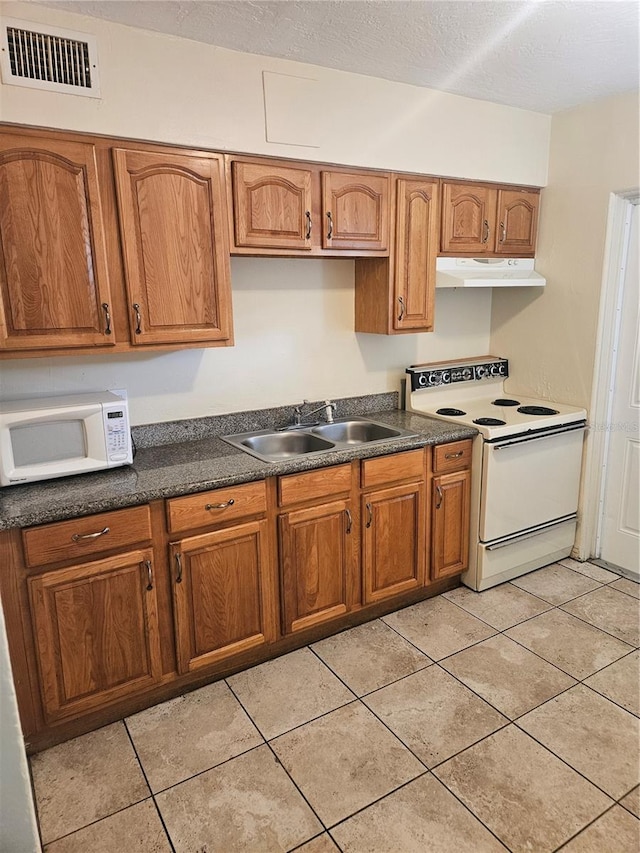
[{"xmin": 479, "ymin": 423, "xmax": 586, "ymax": 542}]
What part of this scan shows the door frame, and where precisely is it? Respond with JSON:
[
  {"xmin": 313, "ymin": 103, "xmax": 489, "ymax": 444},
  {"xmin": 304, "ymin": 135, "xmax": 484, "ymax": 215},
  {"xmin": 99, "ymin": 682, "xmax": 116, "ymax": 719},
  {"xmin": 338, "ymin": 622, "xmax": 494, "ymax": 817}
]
[{"xmin": 580, "ymin": 190, "xmax": 639, "ymax": 560}]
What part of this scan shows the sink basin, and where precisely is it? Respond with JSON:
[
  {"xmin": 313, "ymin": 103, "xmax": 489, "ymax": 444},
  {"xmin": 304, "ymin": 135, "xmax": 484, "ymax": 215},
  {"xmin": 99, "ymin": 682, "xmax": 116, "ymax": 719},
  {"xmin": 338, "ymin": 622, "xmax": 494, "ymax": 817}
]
[
  {"xmin": 241, "ymin": 431, "xmax": 335, "ymax": 459},
  {"xmin": 222, "ymin": 429, "xmax": 336, "ymax": 462},
  {"xmin": 221, "ymin": 416, "xmax": 418, "ymax": 463},
  {"xmin": 312, "ymin": 419, "xmax": 401, "ymax": 444}
]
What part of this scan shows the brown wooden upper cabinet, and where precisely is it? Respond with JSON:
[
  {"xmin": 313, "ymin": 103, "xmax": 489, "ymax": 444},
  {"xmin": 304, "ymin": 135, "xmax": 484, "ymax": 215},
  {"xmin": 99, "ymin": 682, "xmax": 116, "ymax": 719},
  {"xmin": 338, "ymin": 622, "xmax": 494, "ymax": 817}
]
[
  {"xmin": 228, "ymin": 156, "xmax": 391, "ymax": 256},
  {"xmin": 113, "ymin": 148, "xmax": 233, "ymax": 345},
  {"xmin": 0, "ymin": 133, "xmax": 114, "ymax": 351},
  {"xmin": 355, "ymin": 176, "xmax": 439, "ymax": 334},
  {"xmin": 440, "ymin": 181, "xmax": 539, "ymax": 256}
]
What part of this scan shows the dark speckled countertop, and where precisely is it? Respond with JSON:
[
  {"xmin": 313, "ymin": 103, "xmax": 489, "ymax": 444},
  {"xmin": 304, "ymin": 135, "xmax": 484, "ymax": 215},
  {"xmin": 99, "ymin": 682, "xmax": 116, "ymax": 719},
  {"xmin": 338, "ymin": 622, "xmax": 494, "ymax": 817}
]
[{"xmin": 0, "ymin": 394, "xmax": 476, "ymax": 530}]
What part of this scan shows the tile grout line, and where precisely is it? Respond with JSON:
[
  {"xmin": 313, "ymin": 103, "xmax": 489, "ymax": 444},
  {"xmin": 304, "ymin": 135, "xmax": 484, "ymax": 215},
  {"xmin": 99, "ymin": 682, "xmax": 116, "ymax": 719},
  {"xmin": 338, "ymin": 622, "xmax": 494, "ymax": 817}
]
[
  {"xmin": 552, "ymin": 800, "xmax": 623, "ymax": 852},
  {"xmin": 123, "ymin": 718, "xmax": 177, "ymax": 853},
  {"xmin": 225, "ymin": 677, "xmax": 330, "ymax": 839}
]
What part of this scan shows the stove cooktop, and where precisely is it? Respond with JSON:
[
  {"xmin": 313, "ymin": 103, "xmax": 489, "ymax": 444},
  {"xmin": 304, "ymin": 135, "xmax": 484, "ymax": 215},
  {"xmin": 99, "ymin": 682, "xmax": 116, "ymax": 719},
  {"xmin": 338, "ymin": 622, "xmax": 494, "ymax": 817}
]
[{"xmin": 406, "ymin": 357, "xmax": 587, "ymax": 440}]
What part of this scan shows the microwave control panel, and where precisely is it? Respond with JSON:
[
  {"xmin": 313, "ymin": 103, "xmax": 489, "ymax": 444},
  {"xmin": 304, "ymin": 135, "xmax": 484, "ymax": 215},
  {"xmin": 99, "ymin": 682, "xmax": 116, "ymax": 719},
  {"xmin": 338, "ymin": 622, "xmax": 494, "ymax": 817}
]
[{"xmin": 103, "ymin": 403, "xmax": 132, "ymax": 464}]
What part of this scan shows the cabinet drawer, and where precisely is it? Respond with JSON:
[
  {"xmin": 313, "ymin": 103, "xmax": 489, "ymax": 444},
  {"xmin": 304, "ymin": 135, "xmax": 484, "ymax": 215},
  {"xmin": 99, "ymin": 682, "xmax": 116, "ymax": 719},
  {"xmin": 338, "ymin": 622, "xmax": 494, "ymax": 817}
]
[
  {"xmin": 361, "ymin": 449, "xmax": 425, "ymax": 488},
  {"xmin": 278, "ymin": 464, "xmax": 352, "ymax": 507},
  {"xmin": 22, "ymin": 505, "xmax": 152, "ymax": 568},
  {"xmin": 167, "ymin": 480, "xmax": 267, "ymax": 533},
  {"xmin": 433, "ymin": 440, "xmax": 473, "ymax": 474}
]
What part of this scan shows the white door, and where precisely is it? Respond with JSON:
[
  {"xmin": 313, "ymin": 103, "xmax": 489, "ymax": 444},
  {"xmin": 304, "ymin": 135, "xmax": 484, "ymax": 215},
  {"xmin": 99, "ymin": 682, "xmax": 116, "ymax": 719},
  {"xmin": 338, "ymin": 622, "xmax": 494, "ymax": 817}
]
[{"xmin": 599, "ymin": 203, "xmax": 640, "ymax": 579}]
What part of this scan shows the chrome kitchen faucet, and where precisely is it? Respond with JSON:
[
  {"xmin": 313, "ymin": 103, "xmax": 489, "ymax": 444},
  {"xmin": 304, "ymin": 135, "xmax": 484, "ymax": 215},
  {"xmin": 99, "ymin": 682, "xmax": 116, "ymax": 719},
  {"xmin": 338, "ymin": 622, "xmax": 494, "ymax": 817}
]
[{"xmin": 285, "ymin": 399, "xmax": 337, "ymax": 429}]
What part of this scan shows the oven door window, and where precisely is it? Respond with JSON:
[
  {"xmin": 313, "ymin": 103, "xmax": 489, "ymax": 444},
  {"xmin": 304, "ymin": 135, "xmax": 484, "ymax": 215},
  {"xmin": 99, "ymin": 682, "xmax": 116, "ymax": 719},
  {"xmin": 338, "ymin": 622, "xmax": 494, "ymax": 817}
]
[{"xmin": 480, "ymin": 428, "xmax": 585, "ymax": 542}]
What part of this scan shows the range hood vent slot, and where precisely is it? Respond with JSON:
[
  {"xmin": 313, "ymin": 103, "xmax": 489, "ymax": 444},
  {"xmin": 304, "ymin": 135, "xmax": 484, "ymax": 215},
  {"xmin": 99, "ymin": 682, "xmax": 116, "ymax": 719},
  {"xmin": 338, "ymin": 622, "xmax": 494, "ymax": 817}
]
[{"xmin": 0, "ymin": 17, "xmax": 100, "ymax": 97}]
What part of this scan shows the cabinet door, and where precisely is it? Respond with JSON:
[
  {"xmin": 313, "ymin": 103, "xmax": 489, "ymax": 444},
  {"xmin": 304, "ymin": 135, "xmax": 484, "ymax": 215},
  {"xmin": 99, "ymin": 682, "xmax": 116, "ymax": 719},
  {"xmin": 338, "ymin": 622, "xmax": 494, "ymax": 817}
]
[
  {"xmin": 171, "ymin": 521, "xmax": 275, "ymax": 674},
  {"xmin": 322, "ymin": 171, "xmax": 390, "ymax": 252},
  {"xmin": 495, "ymin": 189, "xmax": 539, "ymax": 255},
  {"xmin": 28, "ymin": 549, "xmax": 162, "ymax": 722},
  {"xmin": 279, "ymin": 499, "xmax": 354, "ymax": 634},
  {"xmin": 440, "ymin": 182, "xmax": 497, "ymax": 254},
  {"xmin": 113, "ymin": 148, "xmax": 232, "ymax": 345},
  {"xmin": 231, "ymin": 161, "xmax": 314, "ymax": 251},
  {"xmin": 0, "ymin": 133, "xmax": 114, "ymax": 351},
  {"xmin": 394, "ymin": 179, "xmax": 439, "ymax": 331},
  {"xmin": 362, "ymin": 482, "xmax": 426, "ymax": 604},
  {"xmin": 432, "ymin": 470, "xmax": 471, "ymax": 579}
]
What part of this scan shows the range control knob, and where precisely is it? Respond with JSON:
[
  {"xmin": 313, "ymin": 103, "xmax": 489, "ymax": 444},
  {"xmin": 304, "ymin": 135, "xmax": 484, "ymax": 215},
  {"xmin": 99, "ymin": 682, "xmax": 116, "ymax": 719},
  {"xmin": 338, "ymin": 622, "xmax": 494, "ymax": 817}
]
[
  {"xmin": 462, "ymin": 367, "xmax": 473, "ymax": 381},
  {"xmin": 418, "ymin": 373, "xmax": 428, "ymax": 387},
  {"xmin": 490, "ymin": 363, "xmax": 502, "ymax": 376},
  {"xmin": 441, "ymin": 370, "xmax": 451, "ymax": 384},
  {"xmin": 476, "ymin": 365, "xmax": 487, "ymax": 379},
  {"xmin": 429, "ymin": 371, "xmax": 442, "ymax": 386}
]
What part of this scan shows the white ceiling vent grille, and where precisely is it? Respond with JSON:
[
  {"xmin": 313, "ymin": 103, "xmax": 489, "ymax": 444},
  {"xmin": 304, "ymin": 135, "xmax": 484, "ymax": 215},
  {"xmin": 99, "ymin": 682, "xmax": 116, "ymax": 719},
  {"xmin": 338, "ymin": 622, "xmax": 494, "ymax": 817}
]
[{"xmin": 0, "ymin": 17, "xmax": 100, "ymax": 97}]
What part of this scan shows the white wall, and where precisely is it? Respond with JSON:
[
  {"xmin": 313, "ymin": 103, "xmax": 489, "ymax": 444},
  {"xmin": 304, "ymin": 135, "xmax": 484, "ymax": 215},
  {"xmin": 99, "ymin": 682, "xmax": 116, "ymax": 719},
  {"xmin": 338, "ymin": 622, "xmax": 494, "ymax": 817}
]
[
  {"xmin": 490, "ymin": 90, "xmax": 640, "ymax": 557},
  {"xmin": 0, "ymin": 2, "xmax": 550, "ymax": 184},
  {"xmin": 0, "ymin": 1, "xmax": 550, "ymax": 425},
  {"xmin": 491, "ymin": 90, "xmax": 640, "ymax": 406},
  {"xmin": 2, "ymin": 259, "xmax": 493, "ymax": 424}
]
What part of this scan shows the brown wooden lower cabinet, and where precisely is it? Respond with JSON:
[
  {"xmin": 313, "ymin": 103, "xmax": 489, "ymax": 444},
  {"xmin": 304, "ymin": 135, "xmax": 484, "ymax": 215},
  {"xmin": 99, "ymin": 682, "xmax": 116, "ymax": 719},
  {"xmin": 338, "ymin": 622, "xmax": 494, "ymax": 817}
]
[
  {"xmin": 362, "ymin": 482, "xmax": 426, "ymax": 603},
  {"xmin": 1, "ymin": 441, "xmax": 473, "ymax": 750},
  {"xmin": 28, "ymin": 548, "xmax": 163, "ymax": 722},
  {"xmin": 170, "ymin": 520, "xmax": 275, "ymax": 673},
  {"xmin": 432, "ymin": 469, "xmax": 471, "ymax": 579},
  {"xmin": 279, "ymin": 498, "xmax": 355, "ymax": 634}
]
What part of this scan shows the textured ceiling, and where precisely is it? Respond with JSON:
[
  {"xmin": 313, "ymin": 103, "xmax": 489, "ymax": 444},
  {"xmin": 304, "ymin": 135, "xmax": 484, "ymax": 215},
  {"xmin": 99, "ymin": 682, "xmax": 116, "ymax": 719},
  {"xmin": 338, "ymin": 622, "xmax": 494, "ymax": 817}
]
[{"xmin": 33, "ymin": 0, "xmax": 640, "ymax": 112}]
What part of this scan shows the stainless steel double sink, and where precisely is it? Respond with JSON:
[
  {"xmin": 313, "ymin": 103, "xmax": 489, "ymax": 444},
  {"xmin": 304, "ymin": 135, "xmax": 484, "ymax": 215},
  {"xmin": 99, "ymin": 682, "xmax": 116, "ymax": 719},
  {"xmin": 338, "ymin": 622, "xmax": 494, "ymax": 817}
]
[{"xmin": 222, "ymin": 417, "xmax": 419, "ymax": 463}]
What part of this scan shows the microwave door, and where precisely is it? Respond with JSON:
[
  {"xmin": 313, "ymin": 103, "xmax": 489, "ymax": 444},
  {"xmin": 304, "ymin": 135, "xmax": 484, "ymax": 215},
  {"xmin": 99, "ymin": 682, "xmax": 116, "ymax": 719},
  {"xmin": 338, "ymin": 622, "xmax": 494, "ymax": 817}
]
[{"xmin": 1, "ymin": 405, "xmax": 108, "ymax": 485}]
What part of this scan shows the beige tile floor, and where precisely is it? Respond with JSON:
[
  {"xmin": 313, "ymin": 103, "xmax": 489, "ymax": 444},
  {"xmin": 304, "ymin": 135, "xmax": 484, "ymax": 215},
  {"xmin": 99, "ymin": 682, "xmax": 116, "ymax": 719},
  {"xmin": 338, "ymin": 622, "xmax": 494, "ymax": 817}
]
[{"xmin": 30, "ymin": 560, "xmax": 640, "ymax": 853}]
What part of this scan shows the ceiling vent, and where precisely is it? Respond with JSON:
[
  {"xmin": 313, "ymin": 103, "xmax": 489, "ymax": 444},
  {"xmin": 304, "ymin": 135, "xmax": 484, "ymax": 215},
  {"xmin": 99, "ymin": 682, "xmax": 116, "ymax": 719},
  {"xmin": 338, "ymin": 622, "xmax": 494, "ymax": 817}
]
[{"xmin": 0, "ymin": 17, "xmax": 100, "ymax": 97}]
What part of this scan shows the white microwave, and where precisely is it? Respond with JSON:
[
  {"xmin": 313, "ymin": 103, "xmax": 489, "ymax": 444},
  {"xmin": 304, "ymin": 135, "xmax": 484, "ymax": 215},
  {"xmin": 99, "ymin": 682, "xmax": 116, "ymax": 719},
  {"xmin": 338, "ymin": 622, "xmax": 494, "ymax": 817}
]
[{"xmin": 0, "ymin": 391, "xmax": 133, "ymax": 487}]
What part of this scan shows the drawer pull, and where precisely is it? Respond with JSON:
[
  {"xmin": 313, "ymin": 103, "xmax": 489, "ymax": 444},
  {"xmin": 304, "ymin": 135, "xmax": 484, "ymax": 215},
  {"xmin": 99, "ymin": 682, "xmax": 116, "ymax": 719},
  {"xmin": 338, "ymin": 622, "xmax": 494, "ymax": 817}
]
[
  {"xmin": 445, "ymin": 451, "xmax": 464, "ymax": 460},
  {"xmin": 435, "ymin": 485, "xmax": 443, "ymax": 509},
  {"xmin": 71, "ymin": 526, "xmax": 110, "ymax": 542},
  {"xmin": 365, "ymin": 502, "xmax": 373, "ymax": 529},
  {"xmin": 345, "ymin": 508, "xmax": 352, "ymax": 534},
  {"xmin": 175, "ymin": 552, "xmax": 183, "ymax": 583},
  {"xmin": 144, "ymin": 559, "xmax": 153, "ymax": 591},
  {"xmin": 205, "ymin": 499, "xmax": 235, "ymax": 510}
]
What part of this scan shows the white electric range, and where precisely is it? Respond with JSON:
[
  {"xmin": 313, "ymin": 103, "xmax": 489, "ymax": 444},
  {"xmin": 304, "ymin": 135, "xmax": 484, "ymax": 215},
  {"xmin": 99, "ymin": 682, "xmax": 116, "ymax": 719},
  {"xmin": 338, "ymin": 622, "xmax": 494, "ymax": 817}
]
[{"xmin": 406, "ymin": 357, "xmax": 587, "ymax": 590}]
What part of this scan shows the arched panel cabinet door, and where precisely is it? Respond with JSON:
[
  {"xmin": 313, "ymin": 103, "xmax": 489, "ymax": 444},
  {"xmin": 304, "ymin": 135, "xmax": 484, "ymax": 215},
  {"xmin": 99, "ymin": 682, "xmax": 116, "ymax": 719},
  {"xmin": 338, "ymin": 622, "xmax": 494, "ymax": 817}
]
[
  {"xmin": 321, "ymin": 170, "xmax": 391, "ymax": 251},
  {"xmin": 495, "ymin": 189, "xmax": 540, "ymax": 255},
  {"xmin": 0, "ymin": 133, "xmax": 114, "ymax": 351},
  {"xmin": 231, "ymin": 161, "xmax": 314, "ymax": 251},
  {"xmin": 440, "ymin": 182, "xmax": 497, "ymax": 254},
  {"xmin": 113, "ymin": 148, "xmax": 233, "ymax": 346}
]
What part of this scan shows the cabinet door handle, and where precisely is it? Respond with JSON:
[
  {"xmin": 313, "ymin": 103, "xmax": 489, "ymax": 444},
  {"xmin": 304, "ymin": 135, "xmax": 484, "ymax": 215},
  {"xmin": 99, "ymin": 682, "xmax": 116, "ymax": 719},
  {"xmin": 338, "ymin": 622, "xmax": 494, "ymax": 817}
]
[
  {"xmin": 345, "ymin": 508, "xmax": 352, "ymax": 534},
  {"xmin": 101, "ymin": 302, "xmax": 112, "ymax": 335},
  {"xmin": 499, "ymin": 221, "xmax": 506, "ymax": 243},
  {"xmin": 305, "ymin": 210, "xmax": 312, "ymax": 240},
  {"xmin": 71, "ymin": 526, "xmax": 110, "ymax": 542},
  {"xmin": 482, "ymin": 220, "xmax": 490, "ymax": 244},
  {"xmin": 326, "ymin": 211, "xmax": 333, "ymax": 240},
  {"xmin": 365, "ymin": 502, "xmax": 373, "ymax": 528},
  {"xmin": 445, "ymin": 450, "xmax": 464, "ymax": 460},
  {"xmin": 398, "ymin": 296, "xmax": 406, "ymax": 322},
  {"xmin": 205, "ymin": 499, "xmax": 235, "ymax": 510},
  {"xmin": 144, "ymin": 559, "xmax": 153, "ymax": 591},
  {"xmin": 435, "ymin": 485, "xmax": 443, "ymax": 509},
  {"xmin": 175, "ymin": 552, "xmax": 183, "ymax": 583},
  {"xmin": 133, "ymin": 303, "xmax": 142, "ymax": 334}
]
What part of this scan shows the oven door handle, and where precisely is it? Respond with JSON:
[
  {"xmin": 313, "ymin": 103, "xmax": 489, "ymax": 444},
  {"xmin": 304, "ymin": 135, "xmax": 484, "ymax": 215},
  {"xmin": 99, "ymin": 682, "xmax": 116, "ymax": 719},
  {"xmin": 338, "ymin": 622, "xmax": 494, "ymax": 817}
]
[
  {"xmin": 486, "ymin": 514, "xmax": 577, "ymax": 550},
  {"xmin": 491, "ymin": 422, "xmax": 586, "ymax": 450}
]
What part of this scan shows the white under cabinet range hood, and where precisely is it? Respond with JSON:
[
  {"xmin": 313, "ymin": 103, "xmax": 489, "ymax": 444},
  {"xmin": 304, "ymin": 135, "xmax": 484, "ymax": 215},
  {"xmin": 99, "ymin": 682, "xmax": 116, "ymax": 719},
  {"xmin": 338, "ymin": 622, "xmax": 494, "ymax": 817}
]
[{"xmin": 436, "ymin": 257, "xmax": 546, "ymax": 288}]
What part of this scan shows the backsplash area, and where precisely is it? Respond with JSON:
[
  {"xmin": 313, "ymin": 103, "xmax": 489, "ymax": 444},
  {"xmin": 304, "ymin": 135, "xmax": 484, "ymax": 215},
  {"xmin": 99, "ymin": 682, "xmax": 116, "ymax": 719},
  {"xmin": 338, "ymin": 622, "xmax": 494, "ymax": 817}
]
[{"xmin": 0, "ymin": 259, "xmax": 492, "ymax": 426}]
